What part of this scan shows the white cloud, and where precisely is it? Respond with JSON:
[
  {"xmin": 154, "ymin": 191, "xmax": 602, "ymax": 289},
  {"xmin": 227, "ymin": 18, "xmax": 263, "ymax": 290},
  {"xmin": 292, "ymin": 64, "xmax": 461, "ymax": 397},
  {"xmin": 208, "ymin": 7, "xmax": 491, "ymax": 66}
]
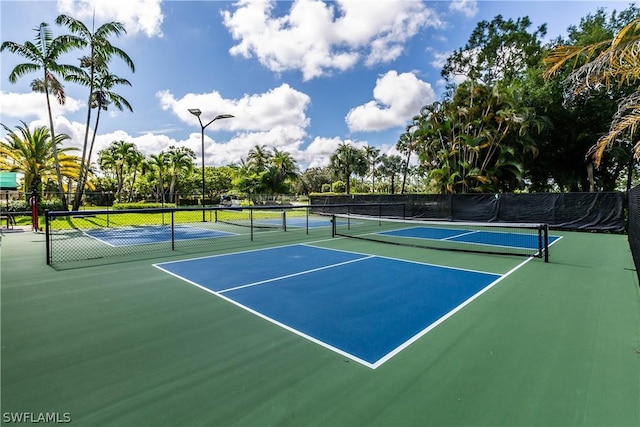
[
  {"xmin": 156, "ymin": 84, "xmax": 317, "ymax": 166},
  {"xmin": 56, "ymin": 0, "xmax": 164, "ymax": 37},
  {"xmin": 345, "ymin": 71, "xmax": 436, "ymax": 132},
  {"xmin": 430, "ymin": 50, "xmax": 452, "ymax": 69},
  {"xmin": 449, "ymin": 0, "xmax": 479, "ymax": 18},
  {"xmin": 303, "ymin": 136, "xmax": 367, "ymax": 168},
  {"xmin": 0, "ymin": 91, "xmax": 84, "ymax": 123},
  {"xmin": 221, "ymin": 0, "xmax": 441, "ymax": 80},
  {"xmin": 156, "ymin": 83, "xmax": 311, "ymax": 132}
]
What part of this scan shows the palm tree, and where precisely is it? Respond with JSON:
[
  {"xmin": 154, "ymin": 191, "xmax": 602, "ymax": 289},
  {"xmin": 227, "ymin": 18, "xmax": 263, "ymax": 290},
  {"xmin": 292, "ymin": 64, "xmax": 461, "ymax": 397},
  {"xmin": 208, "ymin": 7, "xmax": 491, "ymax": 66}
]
[
  {"xmin": 1, "ymin": 22, "xmax": 83, "ymax": 208},
  {"xmin": 362, "ymin": 145, "xmax": 380, "ymax": 193},
  {"xmin": 125, "ymin": 149, "xmax": 145, "ymax": 202},
  {"xmin": 0, "ymin": 122, "xmax": 80, "ymax": 197},
  {"xmin": 97, "ymin": 140, "xmax": 137, "ymax": 202},
  {"xmin": 377, "ymin": 154, "xmax": 405, "ymax": 194},
  {"xmin": 271, "ymin": 148, "xmax": 299, "ymax": 183},
  {"xmin": 66, "ymin": 68, "xmax": 133, "ymax": 209},
  {"xmin": 329, "ymin": 143, "xmax": 368, "ymax": 195},
  {"xmin": 55, "ymin": 14, "xmax": 135, "ymax": 211},
  {"xmin": 148, "ymin": 153, "xmax": 168, "ymax": 204},
  {"xmin": 165, "ymin": 146, "xmax": 196, "ymax": 203},
  {"xmin": 247, "ymin": 144, "xmax": 273, "ymax": 172},
  {"xmin": 544, "ymin": 17, "xmax": 640, "ymax": 167}
]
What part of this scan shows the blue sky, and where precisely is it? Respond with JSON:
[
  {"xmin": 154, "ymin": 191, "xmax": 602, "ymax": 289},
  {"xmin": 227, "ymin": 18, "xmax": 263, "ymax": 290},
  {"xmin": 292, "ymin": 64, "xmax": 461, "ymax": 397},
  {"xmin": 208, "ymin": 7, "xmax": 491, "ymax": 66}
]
[{"xmin": 0, "ymin": 0, "xmax": 632, "ymax": 170}]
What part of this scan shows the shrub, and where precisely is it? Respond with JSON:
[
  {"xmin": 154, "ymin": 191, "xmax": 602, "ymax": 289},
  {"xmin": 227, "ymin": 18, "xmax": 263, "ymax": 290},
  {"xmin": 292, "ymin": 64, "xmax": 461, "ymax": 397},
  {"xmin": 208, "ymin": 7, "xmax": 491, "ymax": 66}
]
[{"xmin": 112, "ymin": 202, "xmax": 176, "ymax": 210}]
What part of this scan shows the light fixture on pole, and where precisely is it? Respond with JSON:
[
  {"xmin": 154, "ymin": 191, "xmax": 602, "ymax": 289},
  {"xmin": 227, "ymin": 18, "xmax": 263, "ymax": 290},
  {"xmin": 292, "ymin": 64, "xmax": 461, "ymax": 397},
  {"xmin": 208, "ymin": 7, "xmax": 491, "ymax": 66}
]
[{"xmin": 188, "ymin": 108, "xmax": 234, "ymax": 221}]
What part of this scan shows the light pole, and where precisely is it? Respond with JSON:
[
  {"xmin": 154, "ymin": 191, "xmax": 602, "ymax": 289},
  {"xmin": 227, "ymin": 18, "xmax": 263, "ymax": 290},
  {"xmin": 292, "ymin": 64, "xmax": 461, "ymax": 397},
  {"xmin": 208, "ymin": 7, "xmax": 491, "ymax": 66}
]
[{"xmin": 188, "ymin": 108, "xmax": 234, "ymax": 221}]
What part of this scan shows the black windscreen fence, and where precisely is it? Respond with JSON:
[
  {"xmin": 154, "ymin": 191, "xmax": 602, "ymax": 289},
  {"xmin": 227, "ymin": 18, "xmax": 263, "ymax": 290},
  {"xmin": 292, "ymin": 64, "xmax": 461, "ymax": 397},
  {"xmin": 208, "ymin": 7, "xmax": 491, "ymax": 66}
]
[
  {"xmin": 627, "ymin": 185, "xmax": 640, "ymax": 281},
  {"xmin": 310, "ymin": 192, "xmax": 625, "ymax": 232}
]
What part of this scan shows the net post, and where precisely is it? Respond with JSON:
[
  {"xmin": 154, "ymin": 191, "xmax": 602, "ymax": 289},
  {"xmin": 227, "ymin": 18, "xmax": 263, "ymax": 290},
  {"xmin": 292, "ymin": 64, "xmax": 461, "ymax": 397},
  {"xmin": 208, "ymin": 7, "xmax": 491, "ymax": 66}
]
[
  {"xmin": 214, "ymin": 209, "xmax": 218, "ymax": 223},
  {"xmin": 282, "ymin": 210, "xmax": 287, "ymax": 232},
  {"xmin": 306, "ymin": 207, "xmax": 309, "ymax": 235},
  {"xmin": 331, "ymin": 214, "xmax": 336, "ymax": 238},
  {"xmin": 250, "ymin": 209, "xmax": 254, "ymax": 241},
  {"xmin": 45, "ymin": 209, "xmax": 51, "ymax": 265},
  {"xmin": 544, "ymin": 223, "xmax": 549, "ymax": 263}
]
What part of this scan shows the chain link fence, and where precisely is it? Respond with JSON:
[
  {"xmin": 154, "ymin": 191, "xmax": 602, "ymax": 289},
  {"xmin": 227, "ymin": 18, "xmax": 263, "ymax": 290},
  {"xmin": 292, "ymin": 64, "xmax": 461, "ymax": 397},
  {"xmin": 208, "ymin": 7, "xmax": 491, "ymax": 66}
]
[{"xmin": 45, "ymin": 203, "xmax": 405, "ymax": 266}]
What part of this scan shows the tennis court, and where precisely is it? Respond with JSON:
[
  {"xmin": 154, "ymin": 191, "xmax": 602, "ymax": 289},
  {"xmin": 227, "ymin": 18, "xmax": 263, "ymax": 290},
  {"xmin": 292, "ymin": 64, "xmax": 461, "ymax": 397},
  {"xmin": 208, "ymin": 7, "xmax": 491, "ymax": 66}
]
[
  {"xmin": 84, "ymin": 224, "xmax": 236, "ymax": 246},
  {"xmin": 2, "ymin": 216, "xmax": 639, "ymax": 425},
  {"xmin": 154, "ymin": 244, "xmax": 506, "ymax": 367},
  {"xmin": 377, "ymin": 225, "xmax": 561, "ymax": 250}
]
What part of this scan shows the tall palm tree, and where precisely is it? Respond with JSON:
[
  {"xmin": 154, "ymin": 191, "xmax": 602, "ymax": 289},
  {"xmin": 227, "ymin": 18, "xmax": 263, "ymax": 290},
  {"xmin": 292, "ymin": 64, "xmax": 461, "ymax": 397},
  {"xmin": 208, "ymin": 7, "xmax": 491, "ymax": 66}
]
[
  {"xmin": 66, "ymin": 68, "xmax": 133, "ymax": 209},
  {"xmin": 329, "ymin": 143, "xmax": 368, "ymax": 195},
  {"xmin": 544, "ymin": 17, "xmax": 640, "ymax": 167},
  {"xmin": 1, "ymin": 22, "xmax": 83, "ymax": 207},
  {"xmin": 0, "ymin": 122, "xmax": 80, "ymax": 197},
  {"xmin": 362, "ymin": 145, "xmax": 380, "ymax": 193},
  {"xmin": 55, "ymin": 14, "xmax": 135, "ymax": 211}
]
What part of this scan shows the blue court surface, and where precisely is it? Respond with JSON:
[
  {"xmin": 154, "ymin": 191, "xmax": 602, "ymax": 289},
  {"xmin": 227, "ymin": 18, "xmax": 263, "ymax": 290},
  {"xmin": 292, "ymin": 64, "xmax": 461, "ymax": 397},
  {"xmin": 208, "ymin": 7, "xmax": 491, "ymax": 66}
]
[
  {"xmin": 85, "ymin": 225, "xmax": 235, "ymax": 247},
  {"xmin": 154, "ymin": 244, "xmax": 504, "ymax": 368},
  {"xmin": 379, "ymin": 226, "xmax": 561, "ymax": 250}
]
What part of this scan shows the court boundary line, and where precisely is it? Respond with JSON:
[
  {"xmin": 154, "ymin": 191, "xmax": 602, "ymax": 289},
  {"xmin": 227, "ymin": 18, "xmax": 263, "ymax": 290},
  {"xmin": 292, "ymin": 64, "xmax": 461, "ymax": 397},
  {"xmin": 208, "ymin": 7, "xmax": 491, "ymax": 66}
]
[
  {"xmin": 154, "ymin": 244, "xmax": 519, "ymax": 369},
  {"xmin": 371, "ymin": 255, "xmax": 535, "ymax": 368},
  {"xmin": 81, "ymin": 224, "xmax": 239, "ymax": 247},
  {"xmin": 218, "ymin": 255, "xmax": 374, "ymax": 294},
  {"xmin": 300, "ymin": 242, "xmax": 503, "ymax": 276}
]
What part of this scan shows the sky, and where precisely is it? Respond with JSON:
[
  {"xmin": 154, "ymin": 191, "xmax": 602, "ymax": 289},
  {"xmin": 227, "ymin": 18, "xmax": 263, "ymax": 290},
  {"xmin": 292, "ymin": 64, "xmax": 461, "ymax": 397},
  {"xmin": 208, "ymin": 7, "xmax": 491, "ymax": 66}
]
[{"xmin": 0, "ymin": 0, "xmax": 634, "ymax": 171}]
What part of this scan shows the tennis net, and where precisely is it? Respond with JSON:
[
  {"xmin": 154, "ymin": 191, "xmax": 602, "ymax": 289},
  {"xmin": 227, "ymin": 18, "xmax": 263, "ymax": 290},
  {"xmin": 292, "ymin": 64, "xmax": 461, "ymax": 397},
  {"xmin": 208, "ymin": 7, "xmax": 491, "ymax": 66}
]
[
  {"xmin": 214, "ymin": 208, "xmax": 286, "ymax": 230},
  {"xmin": 332, "ymin": 214, "xmax": 550, "ymax": 261}
]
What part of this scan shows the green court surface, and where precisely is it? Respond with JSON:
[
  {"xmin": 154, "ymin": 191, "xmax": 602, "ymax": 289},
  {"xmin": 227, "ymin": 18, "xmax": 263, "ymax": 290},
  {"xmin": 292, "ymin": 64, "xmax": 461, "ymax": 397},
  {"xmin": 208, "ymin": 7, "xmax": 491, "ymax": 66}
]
[{"xmin": 1, "ymin": 228, "xmax": 639, "ymax": 426}]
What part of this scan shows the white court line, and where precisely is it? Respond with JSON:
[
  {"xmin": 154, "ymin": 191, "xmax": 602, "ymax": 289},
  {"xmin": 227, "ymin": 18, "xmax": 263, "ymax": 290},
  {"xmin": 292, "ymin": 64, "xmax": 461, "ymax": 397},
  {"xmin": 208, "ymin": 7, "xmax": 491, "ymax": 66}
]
[
  {"xmin": 302, "ymin": 243, "xmax": 502, "ymax": 276},
  {"xmin": 153, "ymin": 243, "xmax": 536, "ymax": 369},
  {"xmin": 218, "ymin": 255, "xmax": 375, "ymax": 294},
  {"xmin": 371, "ymin": 255, "xmax": 535, "ymax": 369},
  {"xmin": 441, "ymin": 229, "xmax": 480, "ymax": 241}
]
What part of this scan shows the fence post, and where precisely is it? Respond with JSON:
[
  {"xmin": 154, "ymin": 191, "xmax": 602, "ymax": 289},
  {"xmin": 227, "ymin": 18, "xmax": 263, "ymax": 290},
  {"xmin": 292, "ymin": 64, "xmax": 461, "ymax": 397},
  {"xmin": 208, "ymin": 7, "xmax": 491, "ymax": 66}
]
[
  {"xmin": 45, "ymin": 209, "xmax": 51, "ymax": 265},
  {"xmin": 171, "ymin": 210, "xmax": 175, "ymax": 251}
]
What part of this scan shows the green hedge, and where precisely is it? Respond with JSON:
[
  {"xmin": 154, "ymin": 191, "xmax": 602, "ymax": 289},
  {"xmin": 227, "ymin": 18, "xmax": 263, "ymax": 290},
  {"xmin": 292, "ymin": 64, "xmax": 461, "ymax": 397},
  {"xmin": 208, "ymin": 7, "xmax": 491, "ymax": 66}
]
[{"xmin": 112, "ymin": 202, "xmax": 177, "ymax": 210}]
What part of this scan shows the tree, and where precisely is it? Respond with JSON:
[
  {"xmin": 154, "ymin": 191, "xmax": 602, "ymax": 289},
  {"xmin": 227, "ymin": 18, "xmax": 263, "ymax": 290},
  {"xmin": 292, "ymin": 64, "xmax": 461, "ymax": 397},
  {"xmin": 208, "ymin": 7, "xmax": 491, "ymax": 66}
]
[
  {"xmin": 165, "ymin": 146, "xmax": 196, "ymax": 203},
  {"xmin": 544, "ymin": 8, "xmax": 640, "ymax": 189},
  {"xmin": 67, "ymin": 68, "xmax": 133, "ymax": 208},
  {"xmin": 1, "ymin": 22, "xmax": 83, "ymax": 208},
  {"xmin": 329, "ymin": 143, "xmax": 368, "ymax": 195},
  {"xmin": 0, "ymin": 122, "xmax": 80, "ymax": 198},
  {"xmin": 296, "ymin": 167, "xmax": 333, "ymax": 194},
  {"xmin": 412, "ymin": 82, "xmax": 543, "ymax": 193},
  {"xmin": 377, "ymin": 154, "xmax": 404, "ymax": 194},
  {"xmin": 362, "ymin": 145, "xmax": 380, "ymax": 192},
  {"xmin": 247, "ymin": 144, "xmax": 273, "ymax": 172},
  {"xmin": 55, "ymin": 14, "xmax": 135, "ymax": 211},
  {"xmin": 146, "ymin": 153, "xmax": 168, "ymax": 204},
  {"xmin": 97, "ymin": 140, "xmax": 139, "ymax": 202},
  {"xmin": 396, "ymin": 124, "xmax": 422, "ymax": 194},
  {"xmin": 442, "ymin": 15, "xmax": 547, "ymax": 85},
  {"xmin": 204, "ymin": 166, "xmax": 234, "ymax": 199}
]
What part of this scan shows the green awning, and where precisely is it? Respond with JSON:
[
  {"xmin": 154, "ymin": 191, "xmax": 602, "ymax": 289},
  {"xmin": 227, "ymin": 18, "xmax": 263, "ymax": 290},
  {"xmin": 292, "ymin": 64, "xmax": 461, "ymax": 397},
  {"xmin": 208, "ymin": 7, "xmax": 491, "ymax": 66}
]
[{"xmin": 0, "ymin": 172, "xmax": 18, "ymax": 190}]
